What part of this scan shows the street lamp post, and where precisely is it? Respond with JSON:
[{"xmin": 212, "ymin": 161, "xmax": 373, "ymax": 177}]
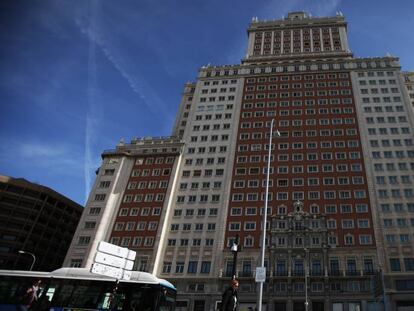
[
  {"xmin": 231, "ymin": 235, "xmax": 239, "ymax": 279},
  {"xmin": 18, "ymin": 250, "xmax": 36, "ymax": 271},
  {"xmin": 258, "ymin": 119, "xmax": 279, "ymax": 311},
  {"xmin": 379, "ymin": 266, "xmax": 388, "ymax": 311}
]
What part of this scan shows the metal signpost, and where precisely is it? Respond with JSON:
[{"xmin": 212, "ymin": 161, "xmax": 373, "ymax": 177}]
[{"xmin": 257, "ymin": 119, "xmax": 279, "ymax": 311}]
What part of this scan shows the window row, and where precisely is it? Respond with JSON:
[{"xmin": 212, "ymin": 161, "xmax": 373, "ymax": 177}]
[
  {"xmin": 176, "ymin": 194, "xmax": 221, "ymax": 203},
  {"xmin": 366, "ymin": 116, "xmax": 408, "ymax": 124},
  {"xmin": 192, "ymin": 123, "xmax": 231, "ymax": 131},
  {"xmin": 240, "ymin": 118, "xmax": 356, "ymax": 128},
  {"xmin": 360, "ymin": 87, "xmax": 400, "ymax": 95},
  {"xmin": 235, "ymin": 164, "xmax": 363, "ymax": 175},
  {"xmin": 380, "ymin": 203, "xmax": 414, "ymax": 213},
  {"xmin": 225, "ymin": 234, "xmax": 372, "ymax": 247},
  {"xmin": 242, "ymin": 107, "xmax": 355, "ymax": 117},
  {"xmin": 162, "ymin": 261, "xmax": 211, "ymax": 274},
  {"xmin": 358, "ymin": 79, "xmax": 396, "ymax": 86},
  {"xmin": 167, "ymin": 238, "xmax": 215, "ymax": 247},
  {"xmin": 373, "ymin": 162, "xmax": 414, "ymax": 171},
  {"xmin": 194, "ymin": 113, "xmax": 233, "ymax": 120},
  {"xmin": 131, "ymin": 169, "xmax": 171, "ymax": 177},
  {"xmin": 170, "ymin": 221, "xmax": 217, "ymax": 231},
  {"xmin": 362, "ymin": 96, "xmax": 401, "ymax": 103},
  {"xmin": 135, "ymin": 157, "xmax": 175, "ymax": 165},
  {"xmin": 118, "ymin": 207, "xmax": 161, "ymax": 217},
  {"xmin": 377, "ymin": 188, "xmax": 414, "ymax": 198},
  {"xmin": 234, "ymin": 176, "xmax": 365, "ymax": 188},
  {"xmin": 357, "ymin": 71, "xmax": 394, "ymax": 78},
  {"xmin": 196, "ymin": 104, "xmax": 233, "ymax": 111},
  {"xmin": 114, "ymin": 221, "xmax": 158, "ymax": 231},
  {"xmin": 376, "ymin": 175, "xmax": 413, "ymax": 185},
  {"xmin": 173, "ymin": 208, "xmax": 218, "ymax": 217},
  {"xmin": 243, "ymin": 99, "xmax": 353, "ymax": 108},
  {"xmin": 386, "ymin": 235, "xmax": 413, "ymax": 244},
  {"xmin": 369, "ymin": 138, "xmax": 413, "ymax": 147},
  {"xmin": 368, "ymin": 127, "xmax": 411, "ymax": 135},
  {"xmin": 202, "ymin": 80, "xmax": 238, "ymax": 86},
  {"xmin": 245, "ymin": 81, "xmax": 349, "ymax": 91},
  {"xmin": 245, "ymin": 74, "xmax": 348, "ymax": 83},
  {"xmin": 269, "ymin": 203, "xmax": 368, "ymax": 215},
  {"xmin": 123, "ymin": 193, "xmax": 165, "ymax": 203},
  {"xmin": 200, "ymin": 87, "xmax": 236, "ymax": 93},
  {"xmin": 127, "ymin": 181, "xmax": 169, "ymax": 190},
  {"xmin": 237, "ymin": 152, "xmax": 362, "ymax": 163},
  {"xmin": 185, "ymin": 157, "xmax": 226, "ymax": 165},
  {"xmin": 244, "ymin": 90, "xmax": 352, "ymax": 100},
  {"xmin": 182, "ymin": 169, "xmax": 225, "ymax": 177},
  {"xmin": 389, "ymin": 258, "xmax": 414, "ymax": 272},
  {"xmin": 110, "ymin": 236, "xmax": 154, "ymax": 247},
  {"xmin": 238, "ymin": 140, "xmax": 360, "ymax": 151},
  {"xmin": 326, "ymin": 219, "xmax": 371, "ymax": 229},
  {"xmin": 190, "ymin": 134, "xmax": 229, "ymax": 142},
  {"xmin": 240, "ymin": 129, "xmax": 358, "ymax": 140},
  {"xmin": 179, "ymin": 181, "xmax": 222, "ymax": 190},
  {"xmin": 231, "ymin": 190, "xmax": 367, "ymax": 201},
  {"xmin": 199, "ymin": 96, "xmax": 235, "ymax": 102},
  {"xmin": 187, "ymin": 146, "xmax": 227, "ymax": 154},
  {"xmin": 383, "ymin": 217, "xmax": 414, "ymax": 227}
]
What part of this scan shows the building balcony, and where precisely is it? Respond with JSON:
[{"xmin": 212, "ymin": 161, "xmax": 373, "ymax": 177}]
[
  {"xmin": 240, "ymin": 271, "xmax": 253, "ymax": 277},
  {"xmin": 329, "ymin": 270, "xmax": 341, "ymax": 276},
  {"xmin": 224, "ymin": 270, "xmax": 233, "ymax": 277},
  {"xmin": 274, "ymin": 271, "xmax": 288, "ymax": 277},
  {"xmin": 363, "ymin": 270, "xmax": 375, "ymax": 275},
  {"xmin": 292, "ymin": 270, "xmax": 304, "ymax": 276},
  {"xmin": 311, "ymin": 270, "xmax": 323, "ymax": 276},
  {"xmin": 346, "ymin": 270, "xmax": 359, "ymax": 276}
]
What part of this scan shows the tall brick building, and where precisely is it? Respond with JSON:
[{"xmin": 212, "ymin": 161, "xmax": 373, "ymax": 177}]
[{"xmin": 64, "ymin": 12, "xmax": 414, "ymax": 311}]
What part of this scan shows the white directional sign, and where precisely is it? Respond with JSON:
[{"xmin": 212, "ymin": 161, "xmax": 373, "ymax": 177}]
[
  {"xmin": 97, "ymin": 241, "xmax": 136, "ymax": 261},
  {"xmin": 91, "ymin": 241, "xmax": 137, "ymax": 280},
  {"xmin": 96, "ymin": 251, "xmax": 134, "ymax": 270},
  {"xmin": 255, "ymin": 267, "xmax": 266, "ymax": 283},
  {"xmin": 91, "ymin": 262, "xmax": 123, "ymax": 279}
]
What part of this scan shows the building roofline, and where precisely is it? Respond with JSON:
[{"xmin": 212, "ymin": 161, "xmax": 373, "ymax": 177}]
[{"xmin": 0, "ymin": 175, "xmax": 83, "ymax": 209}]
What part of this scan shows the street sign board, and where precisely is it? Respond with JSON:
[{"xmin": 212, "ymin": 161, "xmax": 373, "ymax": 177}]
[
  {"xmin": 98, "ymin": 241, "xmax": 129, "ymax": 258},
  {"xmin": 255, "ymin": 267, "xmax": 266, "ymax": 283},
  {"xmin": 91, "ymin": 262, "xmax": 123, "ymax": 279},
  {"xmin": 91, "ymin": 241, "xmax": 137, "ymax": 280},
  {"xmin": 95, "ymin": 252, "xmax": 127, "ymax": 268}
]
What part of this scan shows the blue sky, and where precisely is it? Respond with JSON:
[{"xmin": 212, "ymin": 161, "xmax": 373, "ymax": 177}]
[{"xmin": 0, "ymin": 0, "xmax": 413, "ymax": 205}]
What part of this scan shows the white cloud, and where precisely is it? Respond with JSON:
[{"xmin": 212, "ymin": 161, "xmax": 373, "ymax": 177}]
[
  {"xmin": 20, "ymin": 143, "xmax": 66, "ymax": 158},
  {"xmin": 74, "ymin": 0, "xmax": 172, "ymax": 198},
  {"xmin": 313, "ymin": 0, "xmax": 343, "ymax": 16},
  {"xmin": 0, "ymin": 139, "xmax": 83, "ymax": 176}
]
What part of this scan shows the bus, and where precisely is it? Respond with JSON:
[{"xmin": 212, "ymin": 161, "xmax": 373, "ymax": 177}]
[{"xmin": 0, "ymin": 268, "xmax": 176, "ymax": 311}]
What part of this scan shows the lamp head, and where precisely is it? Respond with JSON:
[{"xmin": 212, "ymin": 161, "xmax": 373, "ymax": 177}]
[{"xmin": 231, "ymin": 242, "xmax": 238, "ymax": 252}]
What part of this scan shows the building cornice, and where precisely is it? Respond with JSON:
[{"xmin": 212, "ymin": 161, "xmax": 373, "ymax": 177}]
[
  {"xmin": 197, "ymin": 56, "xmax": 401, "ymax": 79},
  {"xmin": 102, "ymin": 136, "xmax": 184, "ymax": 158}
]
